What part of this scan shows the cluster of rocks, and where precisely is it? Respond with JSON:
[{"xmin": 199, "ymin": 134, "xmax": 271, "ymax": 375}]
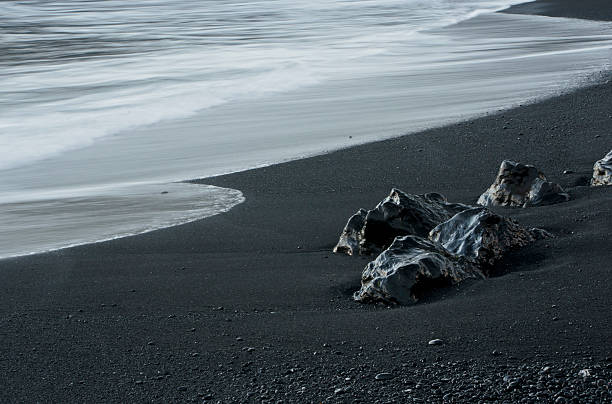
[
  {"xmin": 334, "ymin": 160, "xmax": 568, "ymax": 305},
  {"xmin": 334, "ymin": 152, "xmax": 612, "ymax": 305},
  {"xmin": 591, "ymin": 149, "xmax": 612, "ymax": 186}
]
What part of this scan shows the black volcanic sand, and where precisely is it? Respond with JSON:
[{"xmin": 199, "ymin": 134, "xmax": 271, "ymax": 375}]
[
  {"xmin": 505, "ymin": 0, "xmax": 612, "ymax": 21},
  {"xmin": 2, "ymin": 5, "xmax": 612, "ymax": 404}
]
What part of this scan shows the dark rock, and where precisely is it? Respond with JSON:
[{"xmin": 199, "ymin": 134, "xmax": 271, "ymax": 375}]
[
  {"xmin": 333, "ymin": 209, "xmax": 367, "ymax": 256},
  {"xmin": 354, "ymin": 236, "xmax": 479, "ymax": 305},
  {"xmin": 477, "ymin": 160, "xmax": 569, "ymax": 207},
  {"xmin": 591, "ymin": 150, "xmax": 612, "ymax": 186},
  {"xmin": 334, "ymin": 189, "xmax": 471, "ymax": 255},
  {"xmin": 429, "ymin": 207, "xmax": 539, "ymax": 268}
]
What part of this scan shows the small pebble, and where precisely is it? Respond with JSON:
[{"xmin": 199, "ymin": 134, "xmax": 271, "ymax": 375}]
[
  {"xmin": 578, "ymin": 369, "xmax": 591, "ymax": 378},
  {"xmin": 375, "ymin": 372, "xmax": 394, "ymax": 380},
  {"xmin": 428, "ymin": 339, "xmax": 444, "ymax": 346}
]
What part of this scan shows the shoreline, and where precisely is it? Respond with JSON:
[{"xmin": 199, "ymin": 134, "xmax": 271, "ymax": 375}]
[
  {"xmin": 1, "ymin": 1, "xmax": 611, "ymax": 402},
  {"xmin": 4, "ymin": 24, "xmax": 612, "ymax": 261},
  {"xmin": 4, "ymin": 0, "xmax": 612, "ymax": 264}
]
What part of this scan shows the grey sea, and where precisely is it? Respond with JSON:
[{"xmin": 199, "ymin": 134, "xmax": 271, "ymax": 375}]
[{"xmin": 1, "ymin": 0, "xmax": 611, "ymax": 258}]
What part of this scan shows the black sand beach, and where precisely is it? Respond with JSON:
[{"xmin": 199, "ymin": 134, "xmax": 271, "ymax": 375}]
[
  {"xmin": 1, "ymin": 1, "xmax": 611, "ymax": 402},
  {"xmin": 505, "ymin": 0, "xmax": 612, "ymax": 21}
]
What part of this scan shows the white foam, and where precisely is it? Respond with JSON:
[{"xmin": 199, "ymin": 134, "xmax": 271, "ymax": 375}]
[
  {"xmin": 0, "ymin": 0, "xmax": 528, "ymax": 171},
  {"xmin": 0, "ymin": 182, "xmax": 244, "ymax": 259}
]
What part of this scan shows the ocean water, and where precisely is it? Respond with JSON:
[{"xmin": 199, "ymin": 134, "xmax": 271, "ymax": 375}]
[{"xmin": 1, "ymin": 0, "xmax": 611, "ymax": 258}]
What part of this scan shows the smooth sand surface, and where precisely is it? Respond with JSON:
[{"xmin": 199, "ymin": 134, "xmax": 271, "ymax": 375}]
[
  {"xmin": 1, "ymin": 1, "xmax": 611, "ymax": 402},
  {"xmin": 505, "ymin": 0, "xmax": 612, "ymax": 21}
]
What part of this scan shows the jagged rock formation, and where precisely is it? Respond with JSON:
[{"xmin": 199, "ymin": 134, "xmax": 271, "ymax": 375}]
[
  {"xmin": 591, "ymin": 150, "xmax": 612, "ymax": 186},
  {"xmin": 336, "ymin": 186, "xmax": 554, "ymax": 305},
  {"xmin": 429, "ymin": 207, "xmax": 545, "ymax": 268},
  {"xmin": 477, "ymin": 160, "xmax": 569, "ymax": 207},
  {"xmin": 352, "ymin": 206, "xmax": 550, "ymax": 305},
  {"xmin": 334, "ymin": 189, "xmax": 471, "ymax": 255},
  {"xmin": 354, "ymin": 235, "xmax": 479, "ymax": 305}
]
